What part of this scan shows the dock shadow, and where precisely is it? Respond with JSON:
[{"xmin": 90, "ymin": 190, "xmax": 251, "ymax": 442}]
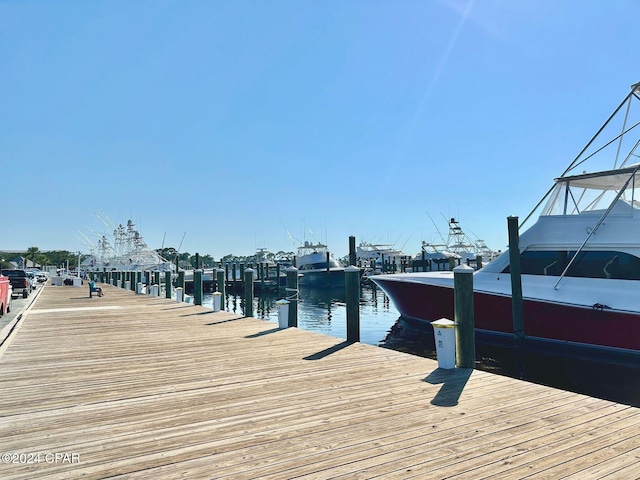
[
  {"xmin": 424, "ymin": 368, "xmax": 472, "ymax": 407},
  {"xmin": 180, "ymin": 310, "xmax": 216, "ymax": 317},
  {"xmin": 204, "ymin": 316, "xmax": 246, "ymax": 325},
  {"xmin": 245, "ymin": 327, "xmax": 281, "ymax": 338},
  {"xmin": 304, "ymin": 340, "xmax": 353, "ymax": 361}
]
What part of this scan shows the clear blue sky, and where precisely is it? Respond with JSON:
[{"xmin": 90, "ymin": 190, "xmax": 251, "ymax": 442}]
[{"xmin": 2, "ymin": 0, "xmax": 638, "ymax": 259}]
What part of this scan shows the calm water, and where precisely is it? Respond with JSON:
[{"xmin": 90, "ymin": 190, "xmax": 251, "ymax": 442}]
[{"xmin": 202, "ymin": 284, "xmax": 401, "ymax": 346}]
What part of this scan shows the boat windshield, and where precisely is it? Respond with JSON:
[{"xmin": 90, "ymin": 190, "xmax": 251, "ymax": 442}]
[{"xmin": 541, "ymin": 166, "xmax": 640, "ymax": 217}]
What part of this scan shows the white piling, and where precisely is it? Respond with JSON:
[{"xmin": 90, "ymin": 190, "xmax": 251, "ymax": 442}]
[
  {"xmin": 276, "ymin": 300, "xmax": 290, "ymax": 329},
  {"xmin": 212, "ymin": 292, "xmax": 222, "ymax": 312}
]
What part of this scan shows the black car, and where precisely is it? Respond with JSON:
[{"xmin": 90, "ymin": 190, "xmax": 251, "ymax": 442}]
[{"xmin": 1, "ymin": 269, "xmax": 32, "ymax": 298}]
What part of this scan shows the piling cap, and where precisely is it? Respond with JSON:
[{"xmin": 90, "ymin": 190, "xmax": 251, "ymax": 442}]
[
  {"xmin": 430, "ymin": 318, "xmax": 457, "ymax": 328},
  {"xmin": 453, "ymin": 264, "xmax": 474, "ymax": 273}
]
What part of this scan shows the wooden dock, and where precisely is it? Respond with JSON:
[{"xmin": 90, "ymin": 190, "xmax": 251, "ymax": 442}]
[{"xmin": 0, "ymin": 283, "xmax": 639, "ymax": 479}]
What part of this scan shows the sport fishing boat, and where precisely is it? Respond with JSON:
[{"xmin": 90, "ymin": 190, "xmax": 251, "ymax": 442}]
[
  {"xmin": 372, "ymin": 82, "xmax": 640, "ymax": 355},
  {"xmin": 296, "ymin": 241, "xmax": 346, "ymax": 287}
]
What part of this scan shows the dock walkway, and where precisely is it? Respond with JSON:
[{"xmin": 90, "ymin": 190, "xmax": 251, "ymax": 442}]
[{"xmin": 0, "ymin": 283, "xmax": 639, "ymax": 479}]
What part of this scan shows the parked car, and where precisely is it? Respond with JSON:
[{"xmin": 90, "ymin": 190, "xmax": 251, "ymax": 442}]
[
  {"xmin": 0, "ymin": 273, "xmax": 11, "ymax": 316},
  {"xmin": 1, "ymin": 269, "xmax": 32, "ymax": 298},
  {"xmin": 36, "ymin": 271, "xmax": 48, "ymax": 283},
  {"xmin": 25, "ymin": 271, "xmax": 37, "ymax": 290}
]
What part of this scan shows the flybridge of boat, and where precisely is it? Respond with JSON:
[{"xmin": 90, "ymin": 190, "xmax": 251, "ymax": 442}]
[
  {"xmin": 297, "ymin": 241, "xmax": 329, "ymax": 255},
  {"xmin": 542, "ymin": 164, "xmax": 640, "ymax": 217}
]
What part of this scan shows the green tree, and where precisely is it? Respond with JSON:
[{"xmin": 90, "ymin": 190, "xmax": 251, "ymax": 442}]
[{"xmin": 26, "ymin": 246, "xmax": 40, "ymax": 266}]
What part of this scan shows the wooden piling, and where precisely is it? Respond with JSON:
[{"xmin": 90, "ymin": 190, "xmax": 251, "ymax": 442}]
[
  {"xmin": 286, "ymin": 267, "xmax": 298, "ymax": 327},
  {"xmin": 216, "ymin": 269, "xmax": 226, "ymax": 310},
  {"xmin": 345, "ymin": 266, "xmax": 360, "ymax": 343},
  {"xmin": 194, "ymin": 269, "xmax": 203, "ymax": 306},
  {"xmin": 176, "ymin": 270, "xmax": 185, "ymax": 293},
  {"xmin": 243, "ymin": 268, "xmax": 254, "ymax": 317},
  {"xmin": 454, "ymin": 264, "xmax": 475, "ymax": 369},
  {"xmin": 349, "ymin": 236, "xmax": 356, "ymax": 266},
  {"xmin": 326, "ymin": 252, "xmax": 330, "ymax": 286},
  {"xmin": 165, "ymin": 271, "xmax": 172, "ymax": 299},
  {"xmin": 508, "ymin": 215, "xmax": 525, "ymax": 341},
  {"xmin": 448, "ymin": 257, "xmax": 456, "ymax": 271}
]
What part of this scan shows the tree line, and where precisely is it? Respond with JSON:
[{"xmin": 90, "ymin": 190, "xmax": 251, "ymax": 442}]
[{"xmin": 0, "ymin": 247, "xmax": 80, "ymax": 270}]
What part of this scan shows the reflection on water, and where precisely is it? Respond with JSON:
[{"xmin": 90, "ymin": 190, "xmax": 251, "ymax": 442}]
[{"xmin": 203, "ymin": 285, "xmax": 399, "ymax": 346}]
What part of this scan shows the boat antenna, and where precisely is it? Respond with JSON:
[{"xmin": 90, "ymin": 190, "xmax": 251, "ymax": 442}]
[
  {"xmin": 301, "ymin": 219, "xmax": 320, "ymax": 243},
  {"xmin": 279, "ymin": 219, "xmax": 299, "ymax": 249},
  {"xmin": 161, "ymin": 232, "xmax": 166, "ymax": 250},
  {"xmin": 399, "ymin": 232, "xmax": 413, "ymax": 252},
  {"xmin": 177, "ymin": 231, "xmax": 186, "ymax": 253},
  {"xmin": 426, "ymin": 211, "xmax": 447, "ymax": 245}
]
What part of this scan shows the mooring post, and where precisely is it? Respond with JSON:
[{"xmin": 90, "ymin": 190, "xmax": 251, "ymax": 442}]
[
  {"xmin": 448, "ymin": 257, "xmax": 456, "ymax": 271},
  {"xmin": 177, "ymin": 270, "xmax": 185, "ymax": 295},
  {"xmin": 165, "ymin": 271, "xmax": 172, "ymax": 299},
  {"xmin": 130, "ymin": 272, "xmax": 136, "ymax": 292},
  {"xmin": 286, "ymin": 266, "xmax": 298, "ymax": 327},
  {"xmin": 345, "ymin": 265, "xmax": 361, "ymax": 343},
  {"xmin": 508, "ymin": 216, "xmax": 525, "ymax": 341},
  {"xmin": 454, "ymin": 264, "xmax": 475, "ymax": 369},
  {"xmin": 348, "ymin": 236, "xmax": 356, "ymax": 266},
  {"xmin": 243, "ymin": 268, "xmax": 254, "ymax": 317},
  {"xmin": 260, "ymin": 263, "xmax": 264, "ymax": 290},
  {"xmin": 476, "ymin": 255, "xmax": 483, "ymax": 270},
  {"xmin": 326, "ymin": 252, "xmax": 331, "ymax": 286},
  {"xmin": 194, "ymin": 269, "xmax": 203, "ymax": 306},
  {"xmin": 216, "ymin": 269, "xmax": 226, "ymax": 310}
]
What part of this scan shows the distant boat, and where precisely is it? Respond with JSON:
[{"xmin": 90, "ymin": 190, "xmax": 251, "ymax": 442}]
[
  {"xmin": 372, "ymin": 81, "xmax": 640, "ymax": 355},
  {"xmin": 413, "ymin": 217, "xmax": 498, "ymax": 270},
  {"xmin": 296, "ymin": 241, "xmax": 346, "ymax": 287},
  {"xmin": 356, "ymin": 241, "xmax": 408, "ymax": 272},
  {"xmin": 84, "ymin": 217, "xmax": 173, "ymax": 272}
]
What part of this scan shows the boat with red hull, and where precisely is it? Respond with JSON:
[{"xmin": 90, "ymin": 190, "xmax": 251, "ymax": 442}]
[{"xmin": 372, "ymin": 82, "xmax": 640, "ymax": 356}]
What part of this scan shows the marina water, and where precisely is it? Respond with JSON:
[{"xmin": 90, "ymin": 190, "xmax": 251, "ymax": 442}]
[{"xmin": 202, "ymin": 285, "xmax": 401, "ymax": 346}]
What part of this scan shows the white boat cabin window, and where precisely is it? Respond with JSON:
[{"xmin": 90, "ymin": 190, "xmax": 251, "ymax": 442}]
[{"xmin": 501, "ymin": 250, "xmax": 640, "ymax": 280}]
